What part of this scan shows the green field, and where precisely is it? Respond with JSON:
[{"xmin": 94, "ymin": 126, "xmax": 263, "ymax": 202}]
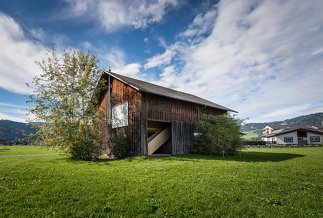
[
  {"xmin": 242, "ymin": 130, "xmax": 260, "ymax": 140},
  {"xmin": 0, "ymin": 146, "xmax": 322, "ymax": 217}
]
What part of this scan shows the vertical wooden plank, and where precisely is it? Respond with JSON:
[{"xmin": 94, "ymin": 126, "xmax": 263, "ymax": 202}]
[
  {"xmin": 171, "ymin": 121, "xmax": 175, "ymax": 155},
  {"xmin": 140, "ymin": 94, "xmax": 148, "ymax": 155},
  {"xmin": 107, "ymin": 75, "xmax": 111, "ymax": 122},
  {"xmin": 170, "ymin": 121, "xmax": 193, "ymax": 155}
]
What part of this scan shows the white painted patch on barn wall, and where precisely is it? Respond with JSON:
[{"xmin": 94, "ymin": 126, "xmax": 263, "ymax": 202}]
[{"xmin": 112, "ymin": 102, "xmax": 128, "ymax": 128}]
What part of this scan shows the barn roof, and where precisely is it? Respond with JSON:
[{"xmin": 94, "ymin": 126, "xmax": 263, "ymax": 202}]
[{"xmin": 104, "ymin": 71, "xmax": 236, "ymax": 112}]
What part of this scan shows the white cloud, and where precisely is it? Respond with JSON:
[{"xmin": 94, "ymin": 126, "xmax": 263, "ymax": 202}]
[
  {"xmin": 0, "ymin": 102, "xmax": 27, "ymax": 109},
  {"xmin": 261, "ymin": 104, "xmax": 313, "ymax": 121},
  {"xmin": 101, "ymin": 47, "xmax": 142, "ymax": 78},
  {"xmin": 114, "ymin": 63, "xmax": 142, "ymax": 78},
  {"xmin": 63, "ymin": 0, "xmax": 179, "ymax": 31},
  {"xmin": 145, "ymin": 0, "xmax": 323, "ymax": 122},
  {"xmin": 30, "ymin": 28, "xmax": 46, "ymax": 41},
  {"xmin": 0, "ymin": 112, "xmax": 28, "ymax": 123},
  {"xmin": 179, "ymin": 5, "xmax": 217, "ymax": 39},
  {"xmin": 0, "ymin": 12, "xmax": 47, "ymax": 95},
  {"xmin": 312, "ymin": 47, "xmax": 323, "ymax": 56},
  {"xmin": 104, "ymin": 48, "xmax": 126, "ymax": 68},
  {"xmin": 157, "ymin": 65, "xmax": 177, "ymax": 86},
  {"xmin": 0, "ymin": 102, "xmax": 29, "ymax": 123},
  {"xmin": 158, "ymin": 37, "xmax": 167, "ymax": 48},
  {"xmin": 144, "ymin": 46, "xmax": 177, "ymax": 69},
  {"xmin": 82, "ymin": 41, "xmax": 93, "ymax": 50}
]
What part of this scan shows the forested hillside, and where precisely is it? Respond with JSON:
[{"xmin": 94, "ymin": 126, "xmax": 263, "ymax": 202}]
[
  {"xmin": 0, "ymin": 120, "xmax": 36, "ymax": 143},
  {"xmin": 242, "ymin": 112, "xmax": 323, "ymax": 131}
]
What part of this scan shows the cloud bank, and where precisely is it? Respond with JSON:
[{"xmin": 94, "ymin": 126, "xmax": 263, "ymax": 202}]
[
  {"xmin": 0, "ymin": 102, "xmax": 29, "ymax": 123},
  {"xmin": 0, "ymin": 12, "xmax": 47, "ymax": 95},
  {"xmin": 136, "ymin": 0, "xmax": 323, "ymax": 122},
  {"xmin": 62, "ymin": 0, "xmax": 179, "ymax": 31}
]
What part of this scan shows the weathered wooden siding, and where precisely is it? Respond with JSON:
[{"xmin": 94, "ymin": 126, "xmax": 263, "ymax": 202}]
[
  {"xmin": 143, "ymin": 93, "xmax": 224, "ymax": 123},
  {"xmin": 142, "ymin": 93, "xmax": 226, "ymax": 154},
  {"xmin": 98, "ymin": 88, "xmax": 109, "ymax": 153},
  {"xmin": 140, "ymin": 96, "xmax": 149, "ymax": 155},
  {"xmin": 171, "ymin": 121, "xmax": 193, "ymax": 155},
  {"xmin": 99, "ymin": 76, "xmax": 143, "ymax": 155}
]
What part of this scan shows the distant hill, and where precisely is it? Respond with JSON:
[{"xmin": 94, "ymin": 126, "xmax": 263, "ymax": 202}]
[
  {"xmin": 0, "ymin": 120, "xmax": 37, "ymax": 143},
  {"xmin": 241, "ymin": 112, "xmax": 323, "ymax": 131}
]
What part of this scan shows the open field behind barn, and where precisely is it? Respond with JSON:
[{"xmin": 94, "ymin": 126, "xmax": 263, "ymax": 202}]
[
  {"xmin": 0, "ymin": 146, "xmax": 322, "ymax": 217},
  {"xmin": 242, "ymin": 130, "xmax": 260, "ymax": 140}
]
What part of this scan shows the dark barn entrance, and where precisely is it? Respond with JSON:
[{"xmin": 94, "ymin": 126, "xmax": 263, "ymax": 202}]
[{"xmin": 147, "ymin": 120, "xmax": 172, "ymax": 155}]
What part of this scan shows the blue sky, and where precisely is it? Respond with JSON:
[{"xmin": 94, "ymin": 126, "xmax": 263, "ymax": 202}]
[{"xmin": 0, "ymin": 0, "xmax": 323, "ymax": 123}]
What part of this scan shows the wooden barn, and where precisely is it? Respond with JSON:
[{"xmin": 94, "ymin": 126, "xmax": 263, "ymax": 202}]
[{"xmin": 98, "ymin": 70, "xmax": 235, "ymax": 156}]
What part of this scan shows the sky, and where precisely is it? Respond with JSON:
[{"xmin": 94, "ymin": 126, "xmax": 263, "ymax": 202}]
[{"xmin": 0, "ymin": 0, "xmax": 323, "ymax": 123}]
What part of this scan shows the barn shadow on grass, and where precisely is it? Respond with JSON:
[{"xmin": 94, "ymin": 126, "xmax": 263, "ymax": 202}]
[{"xmin": 139, "ymin": 151, "xmax": 305, "ymax": 163}]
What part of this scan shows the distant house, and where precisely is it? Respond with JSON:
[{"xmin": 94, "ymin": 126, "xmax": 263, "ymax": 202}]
[
  {"xmin": 97, "ymin": 71, "xmax": 236, "ymax": 156},
  {"xmin": 262, "ymin": 124, "xmax": 323, "ymax": 145}
]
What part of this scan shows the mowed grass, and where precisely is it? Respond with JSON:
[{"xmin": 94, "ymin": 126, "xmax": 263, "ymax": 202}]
[{"xmin": 0, "ymin": 146, "xmax": 322, "ymax": 217}]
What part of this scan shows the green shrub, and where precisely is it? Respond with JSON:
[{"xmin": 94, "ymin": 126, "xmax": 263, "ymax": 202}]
[
  {"xmin": 69, "ymin": 140, "xmax": 97, "ymax": 161},
  {"xmin": 110, "ymin": 134, "xmax": 129, "ymax": 159},
  {"xmin": 192, "ymin": 115, "xmax": 243, "ymax": 155}
]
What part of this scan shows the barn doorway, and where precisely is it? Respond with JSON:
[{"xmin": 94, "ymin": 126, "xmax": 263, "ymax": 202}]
[{"xmin": 147, "ymin": 120, "xmax": 172, "ymax": 155}]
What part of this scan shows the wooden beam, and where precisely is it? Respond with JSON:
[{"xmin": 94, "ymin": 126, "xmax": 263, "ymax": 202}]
[
  {"xmin": 148, "ymin": 126, "xmax": 171, "ymax": 155},
  {"xmin": 107, "ymin": 74, "xmax": 111, "ymax": 123}
]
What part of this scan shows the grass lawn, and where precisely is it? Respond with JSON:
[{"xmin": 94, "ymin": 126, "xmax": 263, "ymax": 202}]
[{"xmin": 0, "ymin": 146, "xmax": 322, "ymax": 217}]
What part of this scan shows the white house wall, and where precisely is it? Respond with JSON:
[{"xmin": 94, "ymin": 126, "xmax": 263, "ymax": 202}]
[
  {"xmin": 276, "ymin": 132, "xmax": 298, "ymax": 144},
  {"xmin": 307, "ymin": 132, "xmax": 323, "ymax": 144}
]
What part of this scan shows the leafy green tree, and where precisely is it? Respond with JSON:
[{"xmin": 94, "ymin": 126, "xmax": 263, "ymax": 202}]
[
  {"xmin": 193, "ymin": 114, "xmax": 243, "ymax": 155},
  {"xmin": 27, "ymin": 48, "xmax": 105, "ymax": 160}
]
